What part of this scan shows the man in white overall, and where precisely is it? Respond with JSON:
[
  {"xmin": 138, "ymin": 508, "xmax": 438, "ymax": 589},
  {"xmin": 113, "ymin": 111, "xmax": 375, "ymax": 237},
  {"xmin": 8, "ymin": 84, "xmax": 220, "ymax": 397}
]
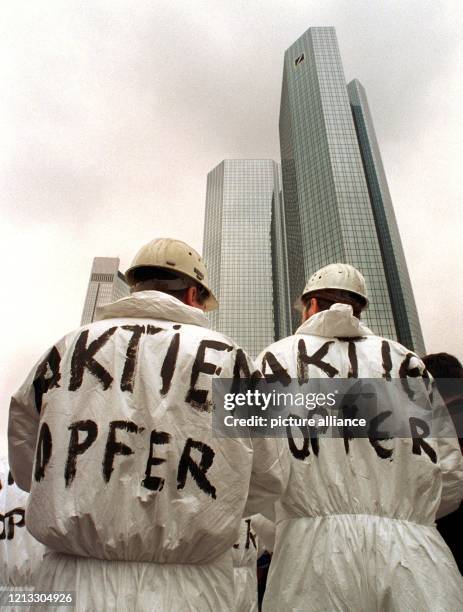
[
  {"xmin": 9, "ymin": 238, "xmax": 288, "ymax": 611},
  {"xmin": 258, "ymin": 263, "xmax": 463, "ymax": 612},
  {"xmin": 0, "ymin": 457, "xmax": 45, "ymax": 589},
  {"xmin": 232, "ymin": 518, "xmax": 259, "ymax": 612}
]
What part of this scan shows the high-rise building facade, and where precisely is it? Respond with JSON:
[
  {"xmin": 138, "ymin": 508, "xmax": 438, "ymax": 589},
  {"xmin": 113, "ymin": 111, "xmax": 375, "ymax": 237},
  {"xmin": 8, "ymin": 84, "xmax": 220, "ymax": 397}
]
[
  {"xmin": 279, "ymin": 26, "xmax": 425, "ymax": 353},
  {"xmin": 80, "ymin": 257, "xmax": 129, "ymax": 325},
  {"xmin": 271, "ymin": 183, "xmax": 292, "ymax": 342},
  {"xmin": 347, "ymin": 79, "xmax": 425, "ymax": 353},
  {"xmin": 203, "ymin": 159, "xmax": 290, "ymax": 357}
]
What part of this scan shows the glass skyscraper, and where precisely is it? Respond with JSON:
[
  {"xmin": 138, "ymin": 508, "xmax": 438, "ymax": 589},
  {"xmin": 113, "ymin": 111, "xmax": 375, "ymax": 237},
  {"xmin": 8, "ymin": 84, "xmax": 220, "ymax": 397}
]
[
  {"xmin": 203, "ymin": 160, "xmax": 290, "ymax": 357},
  {"xmin": 80, "ymin": 257, "xmax": 129, "ymax": 325},
  {"xmin": 348, "ymin": 79, "xmax": 425, "ymax": 354},
  {"xmin": 271, "ymin": 183, "xmax": 292, "ymax": 342},
  {"xmin": 280, "ymin": 26, "xmax": 425, "ymax": 353}
]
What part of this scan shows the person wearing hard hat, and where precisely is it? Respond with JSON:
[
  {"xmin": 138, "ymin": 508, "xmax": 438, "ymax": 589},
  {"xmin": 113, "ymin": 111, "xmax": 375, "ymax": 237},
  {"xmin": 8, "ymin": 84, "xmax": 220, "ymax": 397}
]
[
  {"xmin": 8, "ymin": 238, "xmax": 288, "ymax": 612},
  {"xmin": 0, "ymin": 458, "xmax": 45, "ymax": 590},
  {"xmin": 257, "ymin": 263, "xmax": 463, "ymax": 611},
  {"xmin": 232, "ymin": 518, "xmax": 259, "ymax": 612}
]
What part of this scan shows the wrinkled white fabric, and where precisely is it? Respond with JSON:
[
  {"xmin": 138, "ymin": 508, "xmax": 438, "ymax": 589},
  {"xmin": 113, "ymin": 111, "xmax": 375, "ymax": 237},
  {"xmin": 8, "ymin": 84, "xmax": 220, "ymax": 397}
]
[
  {"xmin": 9, "ymin": 291, "xmax": 287, "ymax": 611},
  {"xmin": 232, "ymin": 518, "xmax": 258, "ymax": 612},
  {"xmin": 251, "ymin": 514, "xmax": 275, "ymax": 555},
  {"xmin": 257, "ymin": 304, "xmax": 463, "ymax": 612},
  {"xmin": 0, "ymin": 458, "xmax": 44, "ymax": 587},
  {"xmin": 36, "ymin": 551, "xmax": 233, "ymax": 612}
]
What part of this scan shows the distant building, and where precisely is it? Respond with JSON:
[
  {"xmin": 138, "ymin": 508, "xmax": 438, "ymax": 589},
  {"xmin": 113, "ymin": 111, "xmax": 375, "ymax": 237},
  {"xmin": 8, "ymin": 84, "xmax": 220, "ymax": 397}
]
[
  {"xmin": 80, "ymin": 257, "xmax": 129, "ymax": 325},
  {"xmin": 279, "ymin": 26, "xmax": 425, "ymax": 352},
  {"xmin": 203, "ymin": 159, "xmax": 290, "ymax": 357}
]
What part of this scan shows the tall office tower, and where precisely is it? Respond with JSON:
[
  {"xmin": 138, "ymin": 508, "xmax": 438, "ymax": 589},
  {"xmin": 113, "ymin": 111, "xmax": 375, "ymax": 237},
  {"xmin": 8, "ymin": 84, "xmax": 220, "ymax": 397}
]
[
  {"xmin": 279, "ymin": 26, "xmax": 425, "ymax": 352},
  {"xmin": 272, "ymin": 186, "xmax": 292, "ymax": 341},
  {"xmin": 203, "ymin": 159, "xmax": 291, "ymax": 357},
  {"xmin": 80, "ymin": 257, "xmax": 129, "ymax": 325},
  {"xmin": 348, "ymin": 80, "xmax": 425, "ymax": 354}
]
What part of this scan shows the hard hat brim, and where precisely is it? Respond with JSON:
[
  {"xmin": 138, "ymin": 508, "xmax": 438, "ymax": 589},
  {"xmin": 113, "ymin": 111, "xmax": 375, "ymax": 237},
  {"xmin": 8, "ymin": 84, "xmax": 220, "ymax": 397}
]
[
  {"xmin": 125, "ymin": 263, "xmax": 219, "ymax": 311},
  {"xmin": 300, "ymin": 287, "xmax": 369, "ymax": 307},
  {"xmin": 203, "ymin": 292, "xmax": 219, "ymax": 312}
]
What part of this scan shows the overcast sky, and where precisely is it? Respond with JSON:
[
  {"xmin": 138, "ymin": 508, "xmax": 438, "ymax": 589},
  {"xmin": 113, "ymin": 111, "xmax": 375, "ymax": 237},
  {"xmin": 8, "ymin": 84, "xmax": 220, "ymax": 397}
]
[{"xmin": 1, "ymin": 0, "xmax": 462, "ymax": 455}]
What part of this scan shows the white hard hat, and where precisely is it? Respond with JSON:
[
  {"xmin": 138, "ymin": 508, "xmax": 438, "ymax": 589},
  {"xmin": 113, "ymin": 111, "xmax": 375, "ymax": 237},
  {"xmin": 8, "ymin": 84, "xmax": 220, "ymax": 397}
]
[
  {"xmin": 301, "ymin": 263, "xmax": 369, "ymax": 305},
  {"xmin": 125, "ymin": 238, "xmax": 218, "ymax": 311}
]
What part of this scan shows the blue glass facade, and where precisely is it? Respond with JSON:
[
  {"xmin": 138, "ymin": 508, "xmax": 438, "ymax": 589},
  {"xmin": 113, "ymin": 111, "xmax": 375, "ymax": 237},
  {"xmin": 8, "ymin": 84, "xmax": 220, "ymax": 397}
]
[
  {"xmin": 203, "ymin": 160, "xmax": 291, "ymax": 356},
  {"xmin": 348, "ymin": 79, "xmax": 425, "ymax": 354},
  {"xmin": 280, "ymin": 27, "xmax": 425, "ymax": 352}
]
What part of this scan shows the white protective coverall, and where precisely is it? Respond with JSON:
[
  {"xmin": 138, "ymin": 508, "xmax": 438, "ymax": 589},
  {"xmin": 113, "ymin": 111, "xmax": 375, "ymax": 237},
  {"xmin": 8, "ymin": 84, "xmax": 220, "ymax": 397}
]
[
  {"xmin": 257, "ymin": 303, "xmax": 463, "ymax": 612},
  {"xmin": 0, "ymin": 458, "xmax": 44, "ymax": 587},
  {"xmin": 251, "ymin": 514, "xmax": 275, "ymax": 555},
  {"xmin": 233, "ymin": 518, "xmax": 258, "ymax": 612},
  {"xmin": 8, "ymin": 290, "xmax": 288, "ymax": 612}
]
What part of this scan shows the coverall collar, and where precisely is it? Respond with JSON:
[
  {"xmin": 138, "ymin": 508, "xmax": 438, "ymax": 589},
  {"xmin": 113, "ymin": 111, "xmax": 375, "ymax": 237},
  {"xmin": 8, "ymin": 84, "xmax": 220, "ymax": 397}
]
[
  {"xmin": 295, "ymin": 303, "xmax": 374, "ymax": 339},
  {"xmin": 95, "ymin": 290, "xmax": 210, "ymax": 328}
]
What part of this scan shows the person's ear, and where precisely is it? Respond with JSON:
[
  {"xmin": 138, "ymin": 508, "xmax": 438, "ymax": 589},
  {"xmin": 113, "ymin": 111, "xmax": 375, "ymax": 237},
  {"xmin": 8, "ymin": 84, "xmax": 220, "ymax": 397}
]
[
  {"xmin": 302, "ymin": 297, "xmax": 319, "ymax": 321},
  {"xmin": 301, "ymin": 307, "xmax": 309, "ymax": 323},
  {"xmin": 185, "ymin": 286, "xmax": 205, "ymax": 311},
  {"xmin": 310, "ymin": 297, "xmax": 319, "ymax": 314}
]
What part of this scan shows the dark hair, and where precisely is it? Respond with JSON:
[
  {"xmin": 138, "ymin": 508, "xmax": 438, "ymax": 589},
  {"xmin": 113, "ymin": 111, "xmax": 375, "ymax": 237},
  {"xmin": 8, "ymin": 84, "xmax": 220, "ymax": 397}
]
[
  {"xmin": 131, "ymin": 267, "xmax": 178, "ymax": 282},
  {"xmin": 301, "ymin": 289, "xmax": 366, "ymax": 319},
  {"xmin": 130, "ymin": 267, "xmax": 208, "ymax": 305},
  {"xmin": 422, "ymin": 352, "xmax": 463, "ymax": 402},
  {"xmin": 422, "ymin": 353, "xmax": 463, "ymax": 379}
]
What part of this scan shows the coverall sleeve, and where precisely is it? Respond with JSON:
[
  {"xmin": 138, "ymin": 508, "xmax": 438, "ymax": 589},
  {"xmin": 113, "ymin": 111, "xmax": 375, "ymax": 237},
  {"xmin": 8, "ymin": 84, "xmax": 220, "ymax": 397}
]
[
  {"xmin": 9, "ymin": 364, "xmax": 42, "ymax": 492},
  {"xmin": 8, "ymin": 339, "xmax": 66, "ymax": 492},
  {"xmin": 244, "ymin": 437, "xmax": 290, "ymax": 517},
  {"xmin": 416, "ymin": 360, "xmax": 463, "ymax": 519},
  {"xmin": 433, "ymin": 388, "xmax": 463, "ymax": 518},
  {"xmin": 436, "ymin": 435, "xmax": 463, "ymax": 518},
  {"xmin": 252, "ymin": 513, "xmax": 276, "ymax": 554},
  {"xmin": 242, "ymin": 350, "xmax": 290, "ymax": 517}
]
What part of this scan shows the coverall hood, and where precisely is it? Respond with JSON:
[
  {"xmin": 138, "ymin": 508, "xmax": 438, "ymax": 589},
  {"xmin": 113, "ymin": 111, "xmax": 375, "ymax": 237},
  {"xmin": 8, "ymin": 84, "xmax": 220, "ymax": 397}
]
[
  {"xmin": 95, "ymin": 289, "xmax": 210, "ymax": 328},
  {"xmin": 295, "ymin": 303, "xmax": 374, "ymax": 338}
]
